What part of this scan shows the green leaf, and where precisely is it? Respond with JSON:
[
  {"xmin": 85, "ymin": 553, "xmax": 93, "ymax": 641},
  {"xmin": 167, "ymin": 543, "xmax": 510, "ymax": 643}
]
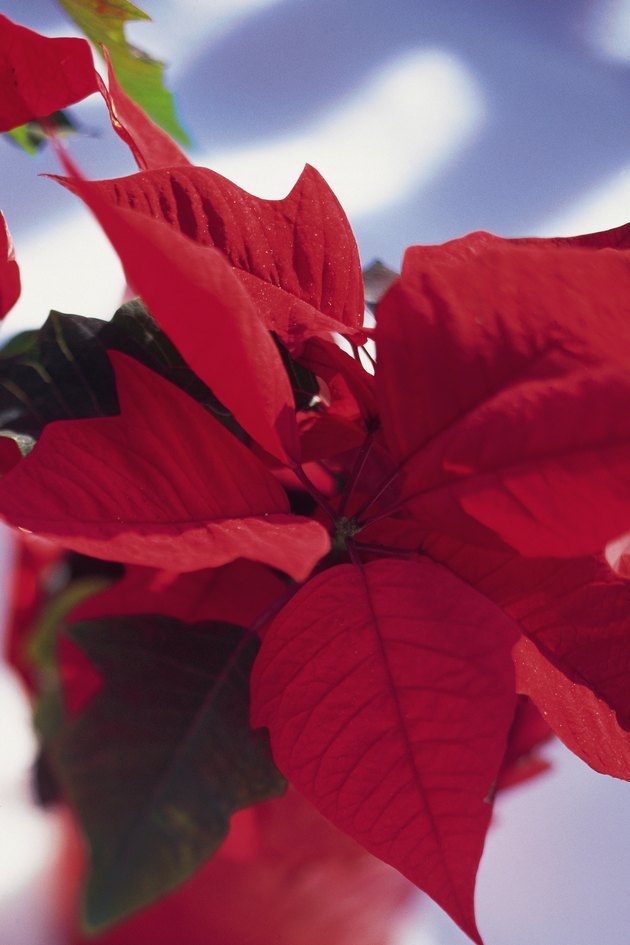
[
  {"xmin": 28, "ymin": 576, "xmax": 110, "ymax": 676},
  {"xmin": 56, "ymin": 0, "xmax": 190, "ymax": 144},
  {"xmin": 4, "ymin": 111, "xmax": 77, "ymax": 155},
  {"xmin": 0, "ymin": 302, "xmax": 243, "ymax": 441},
  {"xmin": 6, "ymin": 125, "xmax": 38, "ymax": 155},
  {"xmin": 53, "ymin": 616, "xmax": 286, "ymax": 929},
  {"xmin": 27, "ymin": 573, "xmax": 114, "ymax": 808},
  {"xmin": 0, "ymin": 329, "xmax": 39, "ymax": 359}
]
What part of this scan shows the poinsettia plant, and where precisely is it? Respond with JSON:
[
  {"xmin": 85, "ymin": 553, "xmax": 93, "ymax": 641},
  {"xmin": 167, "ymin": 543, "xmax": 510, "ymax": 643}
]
[{"xmin": 1, "ymin": 12, "xmax": 629, "ymax": 945}]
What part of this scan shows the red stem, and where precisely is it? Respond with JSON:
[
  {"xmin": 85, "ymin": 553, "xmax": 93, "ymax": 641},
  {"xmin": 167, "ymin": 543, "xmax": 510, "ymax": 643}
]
[{"xmin": 338, "ymin": 428, "xmax": 376, "ymax": 516}]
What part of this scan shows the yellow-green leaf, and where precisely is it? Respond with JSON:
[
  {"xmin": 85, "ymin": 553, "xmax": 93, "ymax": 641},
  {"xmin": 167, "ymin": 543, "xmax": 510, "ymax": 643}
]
[
  {"xmin": 56, "ymin": 0, "xmax": 189, "ymax": 144},
  {"xmin": 5, "ymin": 111, "xmax": 77, "ymax": 155}
]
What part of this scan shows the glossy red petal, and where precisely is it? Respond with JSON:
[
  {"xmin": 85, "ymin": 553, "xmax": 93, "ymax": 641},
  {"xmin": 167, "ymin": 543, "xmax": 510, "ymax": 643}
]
[
  {"xmin": 0, "ymin": 353, "xmax": 329, "ymax": 580},
  {"xmin": 97, "ymin": 46, "xmax": 190, "ymax": 171},
  {"xmin": 54, "ymin": 151, "xmax": 297, "ymax": 463},
  {"xmin": 0, "ymin": 211, "xmax": 19, "ymax": 318},
  {"xmin": 375, "ymin": 237, "xmax": 630, "ymax": 555},
  {"xmin": 251, "ymin": 557, "xmax": 519, "ymax": 943},
  {"xmin": 0, "ymin": 15, "xmax": 97, "ymax": 131},
  {"xmin": 61, "ymin": 164, "xmax": 364, "ymax": 345},
  {"xmin": 423, "ymin": 533, "xmax": 630, "ymax": 779}
]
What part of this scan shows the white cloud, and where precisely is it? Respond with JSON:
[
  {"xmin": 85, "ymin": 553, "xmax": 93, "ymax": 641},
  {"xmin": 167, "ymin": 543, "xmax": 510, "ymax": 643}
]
[
  {"xmin": 202, "ymin": 48, "xmax": 485, "ymax": 218},
  {"xmin": 0, "ymin": 212, "xmax": 125, "ymax": 339},
  {"xmin": 126, "ymin": 0, "xmax": 293, "ymax": 77},
  {"xmin": 534, "ymin": 163, "xmax": 630, "ymax": 236},
  {"xmin": 581, "ymin": 0, "xmax": 630, "ymax": 63}
]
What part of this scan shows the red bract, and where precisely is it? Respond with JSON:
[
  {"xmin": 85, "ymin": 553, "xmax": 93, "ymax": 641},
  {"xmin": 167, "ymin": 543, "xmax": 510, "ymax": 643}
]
[
  {"xmin": 4, "ymin": 533, "xmax": 64, "ymax": 694},
  {"xmin": 56, "ymin": 162, "xmax": 365, "ymax": 352},
  {"xmin": 96, "ymin": 46, "xmax": 190, "ymax": 171},
  {"xmin": 251, "ymin": 558, "xmax": 518, "ymax": 943},
  {"xmin": 0, "ymin": 14, "xmax": 98, "ymax": 130},
  {"xmin": 374, "ymin": 236, "xmax": 630, "ymax": 556},
  {"xmin": 55, "ymin": 149, "xmax": 300, "ymax": 463},
  {"xmin": 249, "ymin": 231, "xmax": 630, "ymax": 940},
  {"xmin": 70, "ymin": 560, "xmax": 287, "ymax": 628},
  {"xmin": 0, "ymin": 353, "xmax": 329, "ymax": 580},
  {"xmin": 1, "ymin": 26, "xmax": 629, "ymax": 944},
  {"xmin": 0, "ymin": 211, "xmax": 19, "ymax": 318}
]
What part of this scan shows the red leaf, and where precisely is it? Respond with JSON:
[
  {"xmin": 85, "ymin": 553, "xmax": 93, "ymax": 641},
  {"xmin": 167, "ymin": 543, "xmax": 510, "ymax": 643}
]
[
  {"xmin": 511, "ymin": 220, "xmax": 630, "ymax": 251},
  {"xmin": 375, "ymin": 236, "xmax": 630, "ymax": 555},
  {"xmin": 514, "ymin": 635, "xmax": 630, "ymax": 780},
  {"xmin": 0, "ymin": 15, "xmax": 97, "ymax": 131},
  {"xmin": 251, "ymin": 557, "xmax": 519, "ymax": 943},
  {"xmin": 53, "ymin": 151, "xmax": 298, "ymax": 463},
  {"xmin": 0, "ymin": 435, "xmax": 21, "ymax": 473},
  {"xmin": 60, "ymin": 164, "xmax": 364, "ymax": 346},
  {"xmin": 423, "ymin": 533, "xmax": 630, "ymax": 779},
  {"xmin": 97, "ymin": 46, "xmax": 190, "ymax": 171},
  {"xmin": 71, "ymin": 560, "xmax": 287, "ymax": 628},
  {"xmin": 4, "ymin": 534, "xmax": 63, "ymax": 694},
  {"xmin": 299, "ymin": 337, "xmax": 377, "ymax": 425},
  {"xmin": 0, "ymin": 353, "xmax": 329, "ymax": 580},
  {"xmin": 495, "ymin": 696, "xmax": 552, "ymax": 792},
  {"xmin": 0, "ymin": 211, "xmax": 19, "ymax": 318}
]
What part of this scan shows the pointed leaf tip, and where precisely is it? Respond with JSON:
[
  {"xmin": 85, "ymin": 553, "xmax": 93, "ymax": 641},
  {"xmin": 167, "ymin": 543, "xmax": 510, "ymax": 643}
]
[
  {"xmin": 53, "ymin": 150, "xmax": 299, "ymax": 463},
  {"xmin": 252, "ymin": 557, "xmax": 517, "ymax": 942}
]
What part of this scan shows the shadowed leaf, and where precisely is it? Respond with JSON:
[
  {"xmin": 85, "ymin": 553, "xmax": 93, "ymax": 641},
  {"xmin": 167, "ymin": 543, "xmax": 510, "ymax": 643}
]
[
  {"xmin": 54, "ymin": 615, "xmax": 286, "ymax": 929},
  {"xmin": 0, "ymin": 302, "xmax": 243, "ymax": 441}
]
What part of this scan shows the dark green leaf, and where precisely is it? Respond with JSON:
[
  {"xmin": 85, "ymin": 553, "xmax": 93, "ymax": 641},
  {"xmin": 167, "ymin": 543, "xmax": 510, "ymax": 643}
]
[
  {"xmin": 0, "ymin": 329, "xmax": 39, "ymax": 359},
  {"xmin": 56, "ymin": 0, "xmax": 189, "ymax": 144},
  {"xmin": 109, "ymin": 299, "xmax": 240, "ymax": 427},
  {"xmin": 28, "ymin": 576, "xmax": 110, "ymax": 676},
  {"xmin": 53, "ymin": 616, "xmax": 286, "ymax": 930},
  {"xmin": 4, "ymin": 111, "xmax": 77, "ymax": 155},
  {"xmin": 0, "ymin": 302, "xmax": 243, "ymax": 440},
  {"xmin": 28, "ymin": 574, "xmax": 114, "ymax": 808}
]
